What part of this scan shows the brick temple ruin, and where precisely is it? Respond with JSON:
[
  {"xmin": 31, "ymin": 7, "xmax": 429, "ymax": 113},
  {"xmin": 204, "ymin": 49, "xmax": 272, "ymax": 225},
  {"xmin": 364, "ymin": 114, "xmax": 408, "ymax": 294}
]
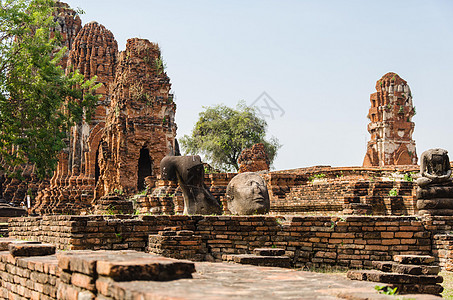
[
  {"xmin": 1, "ymin": 2, "xmax": 453, "ymax": 299},
  {"xmin": 11, "ymin": 3, "xmax": 177, "ymax": 215},
  {"xmin": 0, "ymin": 2, "xmax": 427, "ymax": 219},
  {"xmin": 363, "ymin": 72, "xmax": 417, "ymax": 167}
]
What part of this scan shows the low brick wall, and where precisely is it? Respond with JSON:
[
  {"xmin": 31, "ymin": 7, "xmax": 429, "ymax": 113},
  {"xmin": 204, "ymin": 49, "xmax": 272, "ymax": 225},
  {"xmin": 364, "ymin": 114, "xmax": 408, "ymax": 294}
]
[
  {"xmin": 0, "ymin": 253, "xmax": 58, "ymax": 299},
  {"xmin": 146, "ymin": 168, "xmax": 418, "ymax": 216},
  {"xmin": 271, "ymin": 180, "xmax": 416, "ymax": 215},
  {"xmin": 8, "ymin": 215, "xmax": 440, "ymax": 269},
  {"xmin": 9, "ymin": 215, "xmax": 200, "ymax": 251},
  {"xmin": 432, "ymin": 233, "xmax": 453, "ymax": 271},
  {"xmin": 0, "ymin": 247, "xmax": 195, "ymax": 300}
]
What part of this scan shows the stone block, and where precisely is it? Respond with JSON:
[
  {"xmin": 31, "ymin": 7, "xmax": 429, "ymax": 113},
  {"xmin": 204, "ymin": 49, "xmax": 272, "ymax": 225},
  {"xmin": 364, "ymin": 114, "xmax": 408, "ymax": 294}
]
[
  {"xmin": 0, "ymin": 238, "xmax": 17, "ymax": 251},
  {"xmin": 71, "ymin": 272, "xmax": 95, "ymax": 291},
  {"xmin": 372, "ymin": 261, "xmax": 440, "ymax": 275},
  {"xmin": 97, "ymin": 258, "xmax": 195, "ymax": 281},
  {"xmin": 230, "ymin": 254, "xmax": 290, "ymax": 268},
  {"xmin": 9, "ymin": 242, "xmax": 55, "ymax": 257},
  {"xmin": 389, "ymin": 283, "xmax": 444, "ymax": 295},
  {"xmin": 393, "ymin": 255, "xmax": 435, "ymax": 265},
  {"xmin": 253, "ymin": 248, "xmax": 285, "ymax": 256},
  {"xmin": 57, "ymin": 251, "xmax": 100, "ymax": 275},
  {"xmin": 347, "ymin": 270, "xmax": 442, "ymax": 285}
]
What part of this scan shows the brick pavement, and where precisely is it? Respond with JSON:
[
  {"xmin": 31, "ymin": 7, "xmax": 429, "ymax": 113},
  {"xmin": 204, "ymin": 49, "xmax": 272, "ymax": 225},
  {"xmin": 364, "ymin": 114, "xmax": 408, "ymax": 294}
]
[{"xmin": 109, "ymin": 262, "xmax": 441, "ymax": 299}]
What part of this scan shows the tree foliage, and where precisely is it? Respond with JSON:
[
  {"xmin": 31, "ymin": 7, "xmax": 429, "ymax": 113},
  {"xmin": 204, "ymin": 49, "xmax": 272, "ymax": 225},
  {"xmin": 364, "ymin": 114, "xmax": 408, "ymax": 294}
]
[
  {"xmin": 180, "ymin": 102, "xmax": 281, "ymax": 172},
  {"xmin": 0, "ymin": 0, "xmax": 100, "ymax": 179}
]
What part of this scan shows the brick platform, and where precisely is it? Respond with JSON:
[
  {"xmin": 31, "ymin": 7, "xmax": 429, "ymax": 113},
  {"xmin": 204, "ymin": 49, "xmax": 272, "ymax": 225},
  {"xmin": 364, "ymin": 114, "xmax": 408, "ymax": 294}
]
[
  {"xmin": 0, "ymin": 244, "xmax": 195, "ymax": 300},
  {"xmin": 8, "ymin": 215, "xmax": 443, "ymax": 269}
]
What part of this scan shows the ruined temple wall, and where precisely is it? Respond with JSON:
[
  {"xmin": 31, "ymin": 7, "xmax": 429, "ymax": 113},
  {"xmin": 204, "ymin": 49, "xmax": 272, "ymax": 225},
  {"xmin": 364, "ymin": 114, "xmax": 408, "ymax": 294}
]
[
  {"xmin": 152, "ymin": 167, "xmax": 419, "ymax": 216},
  {"xmin": 9, "ymin": 215, "xmax": 198, "ymax": 251},
  {"xmin": 31, "ymin": 18, "xmax": 120, "ymax": 215},
  {"xmin": 271, "ymin": 180, "xmax": 417, "ymax": 215},
  {"xmin": 0, "ymin": 1, "xmax": 81, "ymax": 207},
  {"xmin": 0, "ymin": 252, "xmax": 58, "ymax": 299},
  {"xmin": 97, "ymin": 38, "xmax": 177, "ymax": 197},
  {"xmin": 8, "ymin": 215, "xmax": 435, "ymax": 269},
  {"xmin": 53, "ymin": 1, "xmax": 82, "ymax": 68}
]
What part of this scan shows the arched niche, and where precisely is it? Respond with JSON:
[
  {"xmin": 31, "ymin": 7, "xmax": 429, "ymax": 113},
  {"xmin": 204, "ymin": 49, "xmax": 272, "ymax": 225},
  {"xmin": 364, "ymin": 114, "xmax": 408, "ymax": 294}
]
[{"xmin": 137, "ymin": 147, "xmax": 153, "ymax": 191}]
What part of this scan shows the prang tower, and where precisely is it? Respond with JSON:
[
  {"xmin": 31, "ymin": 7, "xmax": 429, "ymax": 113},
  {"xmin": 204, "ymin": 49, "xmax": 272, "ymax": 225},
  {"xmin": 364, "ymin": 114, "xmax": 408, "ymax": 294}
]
[{"xmin": 363, "ymin": 73, "xmax": 417, "ymax": 167}]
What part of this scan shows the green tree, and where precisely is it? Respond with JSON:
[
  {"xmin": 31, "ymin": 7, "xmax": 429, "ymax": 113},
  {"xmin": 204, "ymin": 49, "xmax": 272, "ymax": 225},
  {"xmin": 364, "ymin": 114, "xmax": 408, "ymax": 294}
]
[
  {"xmin": 0, "ymin": 0, "xmax": 99, "ymax": 179},
  {"xmin": 180, "ymin": 102, "xmax": 281, "ymax": 172}
]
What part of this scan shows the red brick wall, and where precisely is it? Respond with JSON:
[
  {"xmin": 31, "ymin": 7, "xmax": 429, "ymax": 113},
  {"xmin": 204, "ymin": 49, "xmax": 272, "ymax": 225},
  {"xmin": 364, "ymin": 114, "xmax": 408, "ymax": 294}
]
[{"xmin": 8, "ymin": 215, "xmax": 436, "ymax": 269}]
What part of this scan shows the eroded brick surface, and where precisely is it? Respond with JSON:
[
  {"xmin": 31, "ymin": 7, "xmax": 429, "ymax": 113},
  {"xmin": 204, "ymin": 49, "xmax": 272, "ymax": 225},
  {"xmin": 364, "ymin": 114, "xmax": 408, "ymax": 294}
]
[
  {"xmin": 9, "ymin": 242, "xmax": 56, "ymax": 257},
  {"xmin": 363, "ymin": 73, "xmax": 417, "ymax": 167},
  {"xmin": 32, "ymin": 20, "xmax": 119, "ymax": 215},
  {"xmin": 238, "ymin": 143, "xmax": 270, "ymax": 173}
]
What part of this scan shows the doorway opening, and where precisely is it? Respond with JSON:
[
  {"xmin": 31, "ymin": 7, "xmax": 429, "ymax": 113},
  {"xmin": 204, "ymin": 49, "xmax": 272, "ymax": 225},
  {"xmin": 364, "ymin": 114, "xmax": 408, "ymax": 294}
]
[
  {"xmin": 137, "ymin": 147, "xmax": 152, "ymax": 191},
  {"xmin": 95, "ymin": 149, "xmax": 100, "ymax": 185}
]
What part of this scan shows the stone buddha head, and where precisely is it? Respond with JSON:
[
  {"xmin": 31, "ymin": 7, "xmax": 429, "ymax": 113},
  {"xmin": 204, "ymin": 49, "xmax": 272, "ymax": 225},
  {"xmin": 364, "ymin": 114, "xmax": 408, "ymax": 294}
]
[{"xmin": 226, "ymin": 172, "xmax": 270, "ymax": 215}]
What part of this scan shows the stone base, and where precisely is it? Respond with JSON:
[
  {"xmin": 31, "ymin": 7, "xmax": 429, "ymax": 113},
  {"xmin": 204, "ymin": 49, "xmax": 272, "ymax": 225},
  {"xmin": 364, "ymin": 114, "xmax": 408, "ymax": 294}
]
[
  {"xmin": 372, "ymin": 261, "xmax": 439, "ymax": 275},
  {"xmin": 417, "ymin": 197, "xmax": 453, "ymax": 215},
  {"xmin": 253, "ymin": 248, "xmax": 285, "ymax": 256},
  {"xmin": 418, "ymin": 208, "xmax": 453, "ymax": 216},
  {"xmin": 58, "ymin": 250, "xmax": 196, "ymax": 282},
  {"xmin": 417, "ymin": 183, "xmax": 453, "ymax": 200}
]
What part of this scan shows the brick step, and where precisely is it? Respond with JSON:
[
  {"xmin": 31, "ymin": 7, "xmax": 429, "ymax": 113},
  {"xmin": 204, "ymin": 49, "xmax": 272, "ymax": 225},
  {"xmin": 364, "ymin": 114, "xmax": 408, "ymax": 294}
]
[
  {"xmin": 347, "ymin": 270, "xmax": 443, "ymax": 285},
  {"xmin": 9, "ymin": 241, "xmax": 56, "ymax": 257},
  {"xmin": 59, "ymin": 251, "xmax": 196, "ymax": 281},
  {"xmin": 389, "ymin": 283, "xmax": 443, "ymax": 295},
  {"xmin": 372, "ymin": 261, "xmax": 440, "ymax": 275},
  {"xmin": 223, "ymin": 254, "xmax": 290, "ymax": 268},
  {"xmin": 394, "ymin": 255, "xmax": 435, "ymax": 265},
  {"xmin": 253, "ymin": 248, "xmax": 285, "ymax": 256}
]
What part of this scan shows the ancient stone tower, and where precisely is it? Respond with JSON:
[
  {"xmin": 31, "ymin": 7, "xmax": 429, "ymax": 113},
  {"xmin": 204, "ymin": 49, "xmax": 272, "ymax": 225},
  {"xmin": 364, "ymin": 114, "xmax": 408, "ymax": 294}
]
[
  {"xmin": 31, "ymin": 4, "xmax": 177, "ymax": 214},
  {"xmin": 0, "ymin": 1, "xmax": 82, "ymax": 207},
  {"xmin": 96, "ymin": 38, "xmax": 177, "ymax": 197},
  {"xmin": 363, "ymin": 73, "xmax": 417, "ymax": 167}
]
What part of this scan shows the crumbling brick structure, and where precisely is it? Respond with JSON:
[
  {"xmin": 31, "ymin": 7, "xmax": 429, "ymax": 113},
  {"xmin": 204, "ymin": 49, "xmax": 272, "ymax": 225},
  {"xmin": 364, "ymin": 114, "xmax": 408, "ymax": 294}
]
[
  {"xmin": 363, "ymin": 72, "xmax": 417, "ymax": 167},
  {"xmin": 238, "ymin": 143, "xmax": 270, "ymax": 173},
  {"xmin": 0, "ymin": 1, "xmax": 81, "ymax": 207},
  {"xmin": 32, "ymin": 20, "xmax": 119, "ymax": 214},
  {"xmin": 53, "ymin": 1, "xmax": 82, "ymax": 68},
  {"xmin": 96, "ymin": 38, "xmax": 177, "ymax": 197},
  {"xmin": 31, "ymin": 4, "xmax": 176, "ymax": 214}
]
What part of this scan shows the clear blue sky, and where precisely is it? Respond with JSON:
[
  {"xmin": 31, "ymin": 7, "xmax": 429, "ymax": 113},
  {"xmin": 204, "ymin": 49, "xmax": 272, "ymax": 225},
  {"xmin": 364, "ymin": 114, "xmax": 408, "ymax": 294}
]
[{"xmin": 63, "ymin": 0, "xmax": 453, "ymax": 171}]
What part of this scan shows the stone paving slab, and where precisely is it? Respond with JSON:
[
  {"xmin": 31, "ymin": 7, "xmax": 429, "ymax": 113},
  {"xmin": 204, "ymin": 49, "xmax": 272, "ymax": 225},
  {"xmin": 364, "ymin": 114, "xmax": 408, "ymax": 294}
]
[{"xmin": 108, "ymin": 262, "xmax": 440, "ymax": 300}]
